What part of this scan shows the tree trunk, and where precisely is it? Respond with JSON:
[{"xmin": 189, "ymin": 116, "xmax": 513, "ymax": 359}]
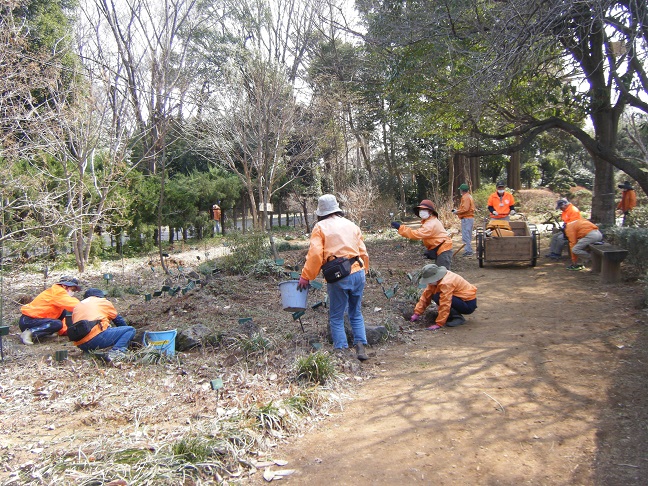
[
  {"xmin": 590, "ymin": 108, "xmax": 620, "ymax": 225},
  {"xmin": 508, "ymin": 142, "xmax": 521, "ymax": 191}
]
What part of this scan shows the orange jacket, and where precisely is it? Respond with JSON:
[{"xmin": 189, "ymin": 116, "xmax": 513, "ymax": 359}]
[
  {"xmin": 398, "ymin": 216, "xmax": 453, "ymax": 254},
  {"xmin": 20, "ymin": 285, "xmax": 80, "ymax": 335},
  {"xmin": 487, "ymin": 191, "xmax": 515, "ymax": 219},
  {"xmin": 414, "ymin": 271, "xmax": 477, "ymax": 326},
  {"xmin": 71, "ymin": 296, "xmax": 118, "ymax": 346},
  {"xmin": 565, "ymin": 219, "xmax": 599, "ymax": 262},
  {"xmin": 561, "ymin": 203, "xmax": 581, "ymax": 224},
  {"xmin": 301, "ymin": 215, "xmax": 369, "ymax": 281},
  {"xmin": 617, "ymin": 190, "xmax": 637, "ymax": 212},
  {"xmin": 456, "ymin": 193, "xmax": 475, "ymax": 219}
]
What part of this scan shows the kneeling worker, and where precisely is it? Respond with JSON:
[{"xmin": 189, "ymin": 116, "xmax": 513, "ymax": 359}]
[
  {"xmin": 71, "ymin": 288, "xmax": 135, "ymax": 361},
  {"xmin": 19, "ymin": 276, "xmax": 81, "ymax": 345},
  {"xmin": 410, "ymin": 264, "xmax": 478, "ymax": 330}
]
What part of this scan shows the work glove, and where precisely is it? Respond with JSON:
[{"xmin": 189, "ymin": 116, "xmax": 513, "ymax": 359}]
[
  {"xmin": 297, "ymin": 277, "xmax": 310, "ymax": 291},
  {"xmin": 390, "ymin": 221, "xmax": 401, "ymax": 230},
  {"xmin": 510, "ymin": 209, "xmax": 516, "ymax": 215},
  {"xmin": 492, "ymin": 211, "xmax": 499, "ymax": 216},
  {"xmin": 410, "ymin": 313, "xmax": 420, "ymax": 322},
  {"xmin": 451, "ymin": 209, "xmax": 458, "ymax": 214}
]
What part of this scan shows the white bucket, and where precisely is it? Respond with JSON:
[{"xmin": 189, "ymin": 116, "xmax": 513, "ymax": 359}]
[{"xmin": 278, "ymin": 280, "xmax": 308, "ymax": 311}]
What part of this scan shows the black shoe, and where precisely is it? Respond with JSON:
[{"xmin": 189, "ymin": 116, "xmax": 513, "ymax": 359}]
[
  {"xmin": 355, "ymin": 343, "xmax": 369, "ymax": 361},
  {"xmin": 446, "ymin": 315, "xmax": 466, "ymax": 327}
]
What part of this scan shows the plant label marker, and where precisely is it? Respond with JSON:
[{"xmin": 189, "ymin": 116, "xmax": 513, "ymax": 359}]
[
  {"xmin": 309, "ymin": 280, "xmax": 323, "ymax": 290},
  {"xmin": 145, "ymin": 293, "xmax": 152, "ymax": 302},
  {"xmin": 275, "ymin": 259, "xmax": 285, "ymax": 266},
  {"xmin": 238, "ymin": 317, "xmax": 252, "ymax": 324},
  {"xmin": 210, "ymin": 378, "xmax": 223, "ymax": 390},
  {"xmin": 289, "ymin": 271, "xmax": 300, "ymax": 279}
]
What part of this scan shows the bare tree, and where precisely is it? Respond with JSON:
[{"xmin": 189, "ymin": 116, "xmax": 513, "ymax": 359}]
[{"xmin": 196, "ymin": 57, "xmax": 316, "ymax": 230}]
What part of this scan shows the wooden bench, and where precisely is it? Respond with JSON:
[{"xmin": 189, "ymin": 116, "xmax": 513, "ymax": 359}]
[{"xmin": 588, "ymin": 243, "xmax": 628, "ymax": 284}]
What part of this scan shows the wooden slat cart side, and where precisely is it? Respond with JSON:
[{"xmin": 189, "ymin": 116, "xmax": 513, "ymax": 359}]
[{"xmin": 475, "ymin": 219, "xmax": 540, "ymax": 268}]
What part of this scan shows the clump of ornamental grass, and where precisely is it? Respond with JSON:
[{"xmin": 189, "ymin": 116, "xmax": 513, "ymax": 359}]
[{"xmin": 293, "ymin": 351, "xmax": 337, "ymax": 385}]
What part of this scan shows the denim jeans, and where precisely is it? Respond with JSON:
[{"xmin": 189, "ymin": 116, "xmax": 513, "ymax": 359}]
[
  {"xmin": 461, "ymin": 218, "xmax": 474, "ymax": 254},
  {"xmin": 327, "ymin": 270, "xmax": 367, "ymax": 348},
  {"xmin": 19, "ymin": 315, "xmax": 63, "ymax": 338},
  {"xmin": 78, "ymin": 326, "xmax": 136, "ymax": 352},
  {"xmin": 431, "ymin": 294, "xmax": 478, "ymax": 315}
]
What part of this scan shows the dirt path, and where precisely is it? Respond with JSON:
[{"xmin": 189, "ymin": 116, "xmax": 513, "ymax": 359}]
[{"xmin": 254, "ymin": 258, "xmax": 648, "ymax": 485}]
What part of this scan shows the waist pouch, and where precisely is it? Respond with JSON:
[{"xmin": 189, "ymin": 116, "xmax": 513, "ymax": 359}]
[
  {"xmin": 67, "ymin": 319, "xmax": 99, "ymax": 342},
  {"xmin": 322, "ymin": 256, "xmax": 361, "ymax": 283},
  {"xmin": 424, "ymin": 243, "xmax": 443, "ymax": 260}
]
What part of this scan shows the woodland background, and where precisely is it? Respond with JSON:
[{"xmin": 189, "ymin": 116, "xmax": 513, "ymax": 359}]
[{"xmin": 1, "ymin": 0, "xmax": 647, "ymax": 276}]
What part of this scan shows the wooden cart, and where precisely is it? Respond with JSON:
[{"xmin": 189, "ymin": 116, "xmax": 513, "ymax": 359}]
[{"xmin": 475, "ymin": 218, "xmax": 539, "ymax": 268}]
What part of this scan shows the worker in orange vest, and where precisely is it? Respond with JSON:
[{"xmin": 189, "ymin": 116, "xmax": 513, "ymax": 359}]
[
  {"xmin": 19, "ymin": 277, "xmax": 81, "ymax": 344},
  {"xmin": 616, "ymin": 181, "xmax": 637, "ymax": 226},
  {"xmin": 487, "ymin": 181, "xmax": 516, "ymax": 220},
  {"xmin": 545, "ymin": 198, "xmax": 582, "ymax": 260},
  {"xmin": 564, "ymin": 219, "xmax": 603, "ymax": 271}
]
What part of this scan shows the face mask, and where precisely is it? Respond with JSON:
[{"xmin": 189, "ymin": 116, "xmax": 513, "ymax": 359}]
[
  {"xmin": 497, "ymin": 189, "xmax": 505, "ymax": 195},
  {"xmin": 419, "ymin": 210, "xmax": 431, "ymax": 219}
]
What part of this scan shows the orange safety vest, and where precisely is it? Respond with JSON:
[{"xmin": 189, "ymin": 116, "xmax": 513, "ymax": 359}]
[
  {"xmin": 561, "ymin": 203, "xmax": 581, "ymax": 224},
  {"xmin": 456, "ymin": 193, "xmax": 475, "ymax": 219},
  {"xmin": 398, "ymin": 216, "xmax": 453, "ymax": 254},
  {"xmin": 20, "ymin": 285, "xmax": 80, "ymax": 335},
  {"xmin": 487, "ymin": 191, "xmax": 515, "ymax": 219},
  {"xmin": 617, "ymin": 190, "xmax": 637, "ymax": 213},
  {"xmin": 414, "ymin": 271, "xmax": 477, "ymax": 326},
  {"xmin": 71, "ymin": 296, "xmax": 119, "ymax": 346},
  {"xmin": 300, "ymin": 215, "xmax": 369, "ymax": 281}
]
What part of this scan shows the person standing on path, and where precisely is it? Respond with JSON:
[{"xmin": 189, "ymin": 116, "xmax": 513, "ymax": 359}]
[
  {"xmin": 616, "ymin": 181, "xmax": 637, "ymax": 226},
  {"xmin": 487, "ymin": 182, "xmax": 516, "ymax": 220},
  {"xmin": 391, "ymin": 199, "xmax": 453, "ymax": 270},
  {"xmin": 410, "ymin": 264, "xmax": 478, "ymax": 330},
  {"xmin": 71, "ymin": 288, "xmax": 136, "ymax": 362},
  {"xmin": 452, "ymin": 183, "xmax": 475, "ymax": 257},
  {"xmin": 297, "ymin": 194, "xmax": 370, "ymax": 361},
  {"xmin": 564, "ymin": 219, "xmax": 603, "ymax": 271},
  {"xmin": 545, "ymin": 198, "xmax": 582, "ymax": 260},
  {"xmin": 19, "ymin": 276, "xmax": 81, "ymax": 345}
]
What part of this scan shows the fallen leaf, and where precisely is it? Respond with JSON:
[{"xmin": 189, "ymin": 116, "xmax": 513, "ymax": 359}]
[
  {"xmin": 274, "ymin": 469, "xmax": 295, "ymax": 477},
  {"xmin": 273, "ymin": 459, "xmax": 288, "ymax": 466},
  {"xmin": 263, "ymin": 468, "xmax": 275, "ymax": 481}
]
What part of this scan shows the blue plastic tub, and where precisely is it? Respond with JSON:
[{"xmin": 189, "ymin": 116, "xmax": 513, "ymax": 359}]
[{"xmin": 143, "ymin": 329, "xmax": 177, "ymax": 356}]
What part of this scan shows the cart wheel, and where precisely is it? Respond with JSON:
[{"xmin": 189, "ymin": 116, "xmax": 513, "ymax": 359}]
[
  {"xmin": 530, "ymin": 230, "xmax": 538, "ymax": 267},
  {"xmin": 477, "ymin": 233, "xmax": 484, "ymax": 268}
]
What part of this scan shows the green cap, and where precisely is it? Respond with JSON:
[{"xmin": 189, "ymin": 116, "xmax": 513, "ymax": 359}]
[{"xmin": 458, "ymin": 183, "xmax": 469, "ymax": 191}]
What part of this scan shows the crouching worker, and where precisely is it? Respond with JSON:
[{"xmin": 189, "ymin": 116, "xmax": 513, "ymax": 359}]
[
  {"xmin": 19, "ymin": 276, "xmax": 81, "ymax": 345},
  {"xmin": 410, "ymin": 264, "xmax": 477, "ymax": 330},
  {"xmin": 70, "ymin": 288, "xmax": 135, "ymax": 362},
  {"xmin": 564, "ymin": 219, "xmax": 603, "ymax": 271}
]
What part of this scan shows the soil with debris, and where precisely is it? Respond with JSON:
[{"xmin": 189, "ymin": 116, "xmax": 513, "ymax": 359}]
[{"xmin": 1, "ymin": 232, "xmax": 647, "ymax": 485}]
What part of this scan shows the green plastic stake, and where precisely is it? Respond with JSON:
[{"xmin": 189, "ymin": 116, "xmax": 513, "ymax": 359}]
[
  {"xmin": 145, "ymin": 293, "xmax": 152, "ymax": 302},
  {"xmin": 376, "ymin": 277, "xmax": 384, "ymax": 284},
  {"xmin": 275, "ymin": 259, "xmax": 285, "ymax": 266},
  {"xmin": 103, "ymin": 273, "xmax": 113, "ymax": 281},
  {"xmin": 238, "ymin": 317, "xmax": 252, "ymax": 324},
  {"xmin": 292, "ymin": 310, "xmax": 305, "ymax": 320},
  {"xmin": 311, "ymin": 342, "xmax": 322, "ymax": 351},
  {"xmin": 210, "ymin": 378, "xmax": 223, "ymax": 390},
  {"xmin": 309, "ymin": 280, "xmax": 323, "ymax": 290},
  {"xmin": 311, "ymin": 301, "xmax": 324, "ymax": 309},
  {"xmin": 407, "ymin": 273, "xmax": 413, "ymax": 281},
  {"xmin": 0, "ymin": 326, "xmax": 9, "ymax": 336},
  {"xmin": 290, "ymin": 271, "xmax": 300, "ymax": 279},
  {"xmin": 186, "ymin": 280, "xmax": 195, "ymax": 290},
  {"xmin": 161, "ymin": 285, "xmax": 171, "ymax": 292},
  {"xmin": 153, "ymin": 290, "xmax": 163, "ymax": 297},
  {"xmin": 384, "ymin": 288, "xmax": 395, "ymax": 299}
]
